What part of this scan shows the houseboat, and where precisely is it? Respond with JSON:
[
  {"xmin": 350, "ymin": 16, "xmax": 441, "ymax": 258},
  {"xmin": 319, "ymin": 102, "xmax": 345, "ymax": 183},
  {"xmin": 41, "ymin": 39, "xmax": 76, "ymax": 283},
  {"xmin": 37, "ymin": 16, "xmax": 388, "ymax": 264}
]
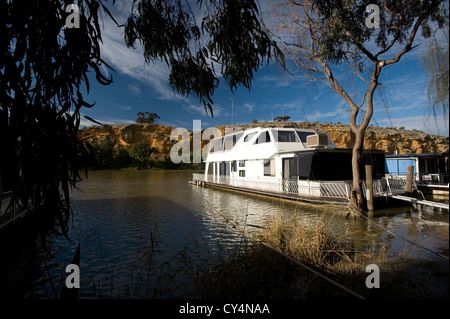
[
  {"xmin": 192, "ymin": 127, "xmax": 401, "ymax": 204},
  {"xmin": 385, "ymin": 152, "xmax": 449, "ymax": 196}
]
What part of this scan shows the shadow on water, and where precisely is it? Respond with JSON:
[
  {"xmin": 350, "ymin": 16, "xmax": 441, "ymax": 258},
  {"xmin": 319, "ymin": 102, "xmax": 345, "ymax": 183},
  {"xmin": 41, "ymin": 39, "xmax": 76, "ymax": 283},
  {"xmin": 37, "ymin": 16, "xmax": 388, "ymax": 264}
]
[
  {"xmin": 0, "ymin": 170, "xmax": 448, "ymax": 299},
  {"xmin": 0, "ymin": 195, "xmax": 249, "ymax": 299},
  {"xmin": 0, "ymin": 220, "xmax": 49, "ymax": 298}
]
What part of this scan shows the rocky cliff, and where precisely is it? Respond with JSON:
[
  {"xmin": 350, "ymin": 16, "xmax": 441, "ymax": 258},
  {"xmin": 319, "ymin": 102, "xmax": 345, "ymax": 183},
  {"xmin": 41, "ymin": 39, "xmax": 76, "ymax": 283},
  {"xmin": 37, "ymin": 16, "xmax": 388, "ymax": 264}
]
[{"xmin": 77, "ymin": 122, "xmax": 449, "ymax": 160}]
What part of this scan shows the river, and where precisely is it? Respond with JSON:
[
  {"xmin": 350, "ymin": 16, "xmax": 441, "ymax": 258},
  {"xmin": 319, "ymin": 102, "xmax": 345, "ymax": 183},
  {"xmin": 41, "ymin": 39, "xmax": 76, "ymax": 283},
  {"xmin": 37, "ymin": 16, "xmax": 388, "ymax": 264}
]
[{"xmin": 0, "ymin": 170, "xmax": 448, "ymax": 298}]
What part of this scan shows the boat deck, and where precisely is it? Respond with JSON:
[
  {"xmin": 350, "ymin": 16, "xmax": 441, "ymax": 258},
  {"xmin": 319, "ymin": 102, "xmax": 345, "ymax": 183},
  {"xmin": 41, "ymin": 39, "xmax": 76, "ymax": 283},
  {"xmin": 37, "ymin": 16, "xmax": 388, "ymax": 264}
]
[{"xmin": 192, "ymin": 179, "xmax": 350, "ymax": 205}]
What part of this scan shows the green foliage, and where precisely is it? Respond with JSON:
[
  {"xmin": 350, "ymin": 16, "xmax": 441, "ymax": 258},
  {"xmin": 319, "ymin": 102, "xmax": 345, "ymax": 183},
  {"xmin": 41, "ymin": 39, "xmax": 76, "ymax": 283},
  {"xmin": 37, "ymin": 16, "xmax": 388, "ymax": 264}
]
[
  {"xmin": 0, "ymin": 0, "xmax": 282, "ymax": 235},
  {"xmin": 313, "ymin": 0, "xmax": 447, "ymax": 64},
  {"xmin": 97, "ymin": 140, "xmax": 115, "ymax": 168},
  {"xmin": 130, "ymin": 142, "xmax": 153, "ymax": 163},
  {"xmin": 275, "ymin": 0, "xmax": 447, "ymax": 212},
  {"xmin": 420, "ymin": 20, "xmax": 449, "ymax": 122},
  {"xmin": 0, "ymin": 0, "xmax": 114, "ymax": 234},
  {"xmin": 129, "ymin": 142, "xmax": 162, "ymax": 169},
  {"xmin": 124, "ymin": 0, "xmax": 282, "ymax": 115},
  {"xmin": 86, "ymin": 140, "xmax": 201, "ymax": 170},
  {"xmin": 136, "ymin": 111, "xmax": 160, "ymax": 123},
  {"xmin": 115, "ymin": 147, "xmax": 133, "ymax": 168}
]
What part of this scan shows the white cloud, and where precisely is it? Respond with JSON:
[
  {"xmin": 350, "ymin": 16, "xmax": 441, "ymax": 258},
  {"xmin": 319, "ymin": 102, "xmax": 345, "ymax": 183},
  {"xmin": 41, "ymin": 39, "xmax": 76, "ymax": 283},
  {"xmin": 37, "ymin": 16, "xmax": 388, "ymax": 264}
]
[
  {"xmin": 127, "ymin": 84, "xmax": 142, "ymax": 97},
  {"xmin": 79, "ymin": 115, "xmax": 135, "ymax": 127},
  {"xmin": 376, "ymin": 115, "xmax": 449, "ymax": 136},
  {"xmin": 242, "ymin": 102, "xmax": 255, "ymax": 113},
  {"xmin": 120, "ymin": 105, "xmax": 132, "ymax": 111},
  {"xmin": 98, "ymin": 13, "xmax": 189, "ymax": 103},
  {"xmin": 184, "ymin": 104, "xmax": 207, "ymax": 115},
  {"xmin": 184, "ymin": 104, "xmax": 223, "ymax": 117},
  {"xmin": 304, "ymin": 106, "xmax": 349, "ymax": 122},
  {"xmin": 258, "ymin": 73, "xmax": 295, "ymax": 88}
]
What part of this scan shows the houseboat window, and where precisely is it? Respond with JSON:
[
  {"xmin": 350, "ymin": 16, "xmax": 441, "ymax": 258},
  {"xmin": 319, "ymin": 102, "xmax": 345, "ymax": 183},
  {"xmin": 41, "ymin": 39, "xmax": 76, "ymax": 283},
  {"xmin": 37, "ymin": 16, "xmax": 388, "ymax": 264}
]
[
  {"xmin": 239, "ymin": 160, "xmax": 245, "ymax": 167},
  {"xmin": 235, "ymin": 132, "xmax": 243, "ymax": 144},
  {"xmin": 264, "ymin": 159, "xmax": 275, "ymax": 176},
  {"xmin": 255, "ymin": 131, "xmax": 271, "ymax": 144},
  {"xmin": 244, "ymin": 132, "xmax": 256, "ymax": 142},
  {"xmin": 276, "ymin": 130, "xmax": 300, "ymax": 143},
  {"xmin": 223, "ymin": 132, "xmax": 243, "ymax": 150},
  {"xmin": 239, "ymin": 170, "xmax": 246, "ymax": 177},
  {"xmin": 232, "ymin": 161, "xmax": 237, "ymax": 172},
  {"xmin": 210, "ymin": 137, "xmax": 223, "ymax": 153},
  {"xmin": 296, "ymin": 131, "xmax": 315, "ymax": 143}
]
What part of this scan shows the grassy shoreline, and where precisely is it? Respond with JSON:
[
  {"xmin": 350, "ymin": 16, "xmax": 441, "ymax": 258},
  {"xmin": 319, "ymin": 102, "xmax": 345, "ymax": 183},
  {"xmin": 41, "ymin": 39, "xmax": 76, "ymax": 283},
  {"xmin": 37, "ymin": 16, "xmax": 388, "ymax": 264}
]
[{"xmin": 195, "ymin": 211, "xmax": 449, "ymax": 299}]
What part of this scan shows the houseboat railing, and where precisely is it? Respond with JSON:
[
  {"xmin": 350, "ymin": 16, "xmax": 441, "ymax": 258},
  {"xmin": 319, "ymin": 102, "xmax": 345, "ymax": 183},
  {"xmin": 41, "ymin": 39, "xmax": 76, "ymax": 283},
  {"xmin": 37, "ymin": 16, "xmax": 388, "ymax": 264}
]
[
  {"xmin": 319, "ymin": 181, "xmax": 352, "ymax": 198},
  {"xmin": 361, "ymin": 179, "xmax": 387, "ymax": 197},
  {"xmin": 420, "ymin": 173, "xmax": 449, "ymax": 185},
  {"xmin": 384, "ymin": 177, "xmax": 417, "ymax": 195},
  {"xmin": 193, "ymin": 173, "xmax": 414, "ymax": 201},
  {"xmin": 386, "ymin": 173, "xmax": 449, "ymax": 186}
]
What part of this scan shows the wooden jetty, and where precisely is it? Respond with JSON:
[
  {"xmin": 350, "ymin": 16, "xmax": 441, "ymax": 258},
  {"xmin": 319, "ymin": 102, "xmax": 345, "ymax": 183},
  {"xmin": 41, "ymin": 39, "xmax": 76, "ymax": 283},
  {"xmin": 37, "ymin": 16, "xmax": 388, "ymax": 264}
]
[{"xmin": 390, "ymin": 194, "xmax": 449, "ymax": 211}]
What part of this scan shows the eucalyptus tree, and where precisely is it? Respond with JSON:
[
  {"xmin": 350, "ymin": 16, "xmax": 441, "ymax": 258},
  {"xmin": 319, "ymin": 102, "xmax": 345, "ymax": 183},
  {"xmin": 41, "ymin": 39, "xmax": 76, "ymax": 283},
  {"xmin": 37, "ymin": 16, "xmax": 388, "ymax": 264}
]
[
  {"xmin": 1, "ymin": 0, "xmax": 281, "ymax": 233},
  {"xmin": 1, "ymin": 0, "xmax": 114, "ymax": 234},
  {"xmin": 136, "ymin": 111, "xmax": 160, "ymax": 123},
  {"xmin": 421, "ymin": 22, "xmax": 449, "ymax": 125},
  {"xmin": 271, "ymin": 0, "xmax": 447, "ymax": 215},
  {"xmin": 124, "ymin": 0, "xmax": 283, "ymax": 115},
  {"xmin": 130, "ymin": 142, "xmax": 153, "ymax": 167}
]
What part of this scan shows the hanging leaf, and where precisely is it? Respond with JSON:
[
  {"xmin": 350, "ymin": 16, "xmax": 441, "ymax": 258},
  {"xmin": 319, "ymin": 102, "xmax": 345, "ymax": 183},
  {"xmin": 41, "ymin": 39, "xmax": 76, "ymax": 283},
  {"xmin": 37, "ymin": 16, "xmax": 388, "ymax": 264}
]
[{"xmin": 83, "ymin": 115, "xmax": 103, "ymax": 126}]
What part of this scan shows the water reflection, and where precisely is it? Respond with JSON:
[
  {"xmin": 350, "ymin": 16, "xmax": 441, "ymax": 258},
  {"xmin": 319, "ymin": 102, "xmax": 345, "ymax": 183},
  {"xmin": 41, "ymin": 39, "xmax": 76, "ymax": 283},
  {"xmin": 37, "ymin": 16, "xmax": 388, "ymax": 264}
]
[{"xmin": 0, "ymin": 170, "xmax": 448, "ymax": 298}]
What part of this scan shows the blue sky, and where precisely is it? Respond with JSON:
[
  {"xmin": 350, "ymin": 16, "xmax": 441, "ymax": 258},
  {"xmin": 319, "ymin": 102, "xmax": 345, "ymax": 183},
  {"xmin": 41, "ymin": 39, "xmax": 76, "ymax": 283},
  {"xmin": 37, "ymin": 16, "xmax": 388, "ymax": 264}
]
[{"xmin": 79, "ymin": 1, "xmax": 449, "ymax": 137}]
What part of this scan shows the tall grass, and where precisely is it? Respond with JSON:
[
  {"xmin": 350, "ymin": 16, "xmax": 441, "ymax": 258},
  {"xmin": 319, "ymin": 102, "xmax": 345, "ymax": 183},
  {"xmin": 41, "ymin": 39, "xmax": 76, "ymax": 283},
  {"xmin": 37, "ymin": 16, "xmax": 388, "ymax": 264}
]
[
  {"xmin": 195, "ymin": 208, "xmax": 392, "ymax": 299},
  {"xmin": 40, "ymin": 202, "xmax": 446, "ymax": 299},
  {"xmin": 259, "ymin": 212, "xmax": 381, "ymax": 275}
]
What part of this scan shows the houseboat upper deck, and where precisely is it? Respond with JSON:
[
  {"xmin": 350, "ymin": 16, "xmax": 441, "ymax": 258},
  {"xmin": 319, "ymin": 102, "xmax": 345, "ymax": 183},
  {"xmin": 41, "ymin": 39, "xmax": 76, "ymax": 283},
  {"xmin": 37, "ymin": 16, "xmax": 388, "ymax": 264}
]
[{"xmin": 193, "ymin": 127, "xmax": 399, "ymax": 204}]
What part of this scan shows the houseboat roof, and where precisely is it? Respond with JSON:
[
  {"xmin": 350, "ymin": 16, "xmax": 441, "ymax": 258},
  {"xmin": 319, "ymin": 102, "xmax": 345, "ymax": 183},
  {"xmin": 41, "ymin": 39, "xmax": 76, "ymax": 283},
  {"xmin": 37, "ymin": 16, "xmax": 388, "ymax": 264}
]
[
  {"xmin": 386, "ymin": 152, "xmax": 449, "ymax": 159},
  {"xmin": 204, "ymin": 127, "xmax": 336, "ymax": 163}
]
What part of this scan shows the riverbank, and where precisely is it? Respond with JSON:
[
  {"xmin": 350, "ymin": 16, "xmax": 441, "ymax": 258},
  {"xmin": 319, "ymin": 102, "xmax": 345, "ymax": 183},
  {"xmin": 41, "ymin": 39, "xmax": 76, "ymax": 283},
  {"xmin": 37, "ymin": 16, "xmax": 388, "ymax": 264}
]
[
  {"xmin": 195, "ymin": 211, "xmax": 449, "ymax": 299},
  {"xmin": 1, "ymin": 170, "xmax": 447, "ymax": 299},
  {"xmin": 78, "ymin": 122, "xmax": 449, "ymax": 159},
  {"xmin": 196, "ymin": 243, "xmax": 449, "ymax": 299}
]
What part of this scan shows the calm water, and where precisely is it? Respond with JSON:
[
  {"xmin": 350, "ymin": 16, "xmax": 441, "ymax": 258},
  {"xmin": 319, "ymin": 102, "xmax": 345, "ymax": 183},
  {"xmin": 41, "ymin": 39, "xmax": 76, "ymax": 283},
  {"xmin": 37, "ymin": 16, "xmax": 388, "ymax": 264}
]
[{"xmin": 0, "ymin": 170, "xmax": 448, "ymax": 298}]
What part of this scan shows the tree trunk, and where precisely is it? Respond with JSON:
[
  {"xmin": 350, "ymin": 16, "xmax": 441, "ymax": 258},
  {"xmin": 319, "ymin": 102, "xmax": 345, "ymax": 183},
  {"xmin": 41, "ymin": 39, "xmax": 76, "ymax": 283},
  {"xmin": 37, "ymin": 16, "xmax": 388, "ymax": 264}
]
[
  {"xmin": 347, "ymin": 62, "xmax": 382, "ymax": 217},
  {"xmin": 349, "ymin": 127, "xmax": 366, "ymax": 216}
]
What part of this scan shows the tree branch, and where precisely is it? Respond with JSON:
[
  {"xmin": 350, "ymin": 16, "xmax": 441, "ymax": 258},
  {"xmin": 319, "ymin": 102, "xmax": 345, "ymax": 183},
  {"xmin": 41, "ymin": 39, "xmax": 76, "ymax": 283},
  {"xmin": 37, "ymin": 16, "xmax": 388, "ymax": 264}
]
[{"xmin": 384, "ymin": 2, "xmax": 443, "ymax": 66}]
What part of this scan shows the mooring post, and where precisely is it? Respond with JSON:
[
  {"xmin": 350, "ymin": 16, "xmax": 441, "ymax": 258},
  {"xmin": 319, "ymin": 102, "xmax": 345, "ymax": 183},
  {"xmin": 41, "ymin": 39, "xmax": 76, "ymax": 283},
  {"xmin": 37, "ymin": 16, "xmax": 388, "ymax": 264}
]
[
  {"xmin": 365, "ymin": 165, "xmax": 374, "ymax": 211},
  {"xmin": 406, "ymin": 165, "xmax": 414, "ymax": 193}
]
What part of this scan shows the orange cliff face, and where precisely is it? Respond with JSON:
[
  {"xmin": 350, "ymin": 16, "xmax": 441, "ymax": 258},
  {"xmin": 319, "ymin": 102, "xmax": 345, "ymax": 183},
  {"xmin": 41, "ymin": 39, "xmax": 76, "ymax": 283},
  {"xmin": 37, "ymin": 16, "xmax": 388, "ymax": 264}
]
[
  {"xmin": 77, "ymin": 122, "xmax": 449, "ymax": 160},
  {"xmin": 77, "ymin": 123, "xmax": 176, "ymax": 160}
]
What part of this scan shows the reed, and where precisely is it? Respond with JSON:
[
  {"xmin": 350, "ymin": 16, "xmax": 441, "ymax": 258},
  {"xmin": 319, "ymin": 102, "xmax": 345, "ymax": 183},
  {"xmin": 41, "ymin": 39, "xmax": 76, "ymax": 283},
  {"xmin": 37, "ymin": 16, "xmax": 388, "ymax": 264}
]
[
  {"xmin": 261, "ymin": 210, "xmax": 398, "ymax": 279},
  {"xmin": 195, "ymin": 207, "xmax": 394, "ymax": 299},
  {"xmin": 262, "ymin": 213, "xmax": 351, "ymax": 272}
]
